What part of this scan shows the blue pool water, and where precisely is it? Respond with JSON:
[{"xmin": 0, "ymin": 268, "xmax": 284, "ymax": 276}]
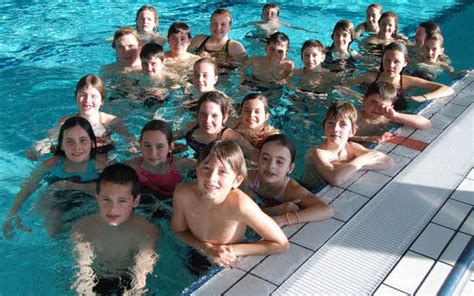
[{"xmin": 0, "ymin": 1, "xmax": 472, "ymax": 294}]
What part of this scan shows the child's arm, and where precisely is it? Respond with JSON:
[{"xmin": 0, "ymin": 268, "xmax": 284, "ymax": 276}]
[
  {"xmin": 228, "ymin": 41, "xmax": 247, "ymax": 63},
  {"xmin": 130, "ymin": 222, "xmax": 159, "ymax": 293},
  {"xmin": 350, "ymin": 132, "xmax": 395, "ymax": 144},
  {"xmin": 230, "ymin": 192, "xmax": 289, "ymax": 256},
  {"xmin": 403, "ymin": 75, "xmax": 454, "ymax": 102},
  {"xmin": 71, "ymin": 222, "xmax": 97, "ymax": 294},
  {"xmin": 381, "ymin": 105, "xmax": 432, "ymax": 129},
  {"xmin": 270, "ymin": 180, "xmax": 333, "ymax": 227}
]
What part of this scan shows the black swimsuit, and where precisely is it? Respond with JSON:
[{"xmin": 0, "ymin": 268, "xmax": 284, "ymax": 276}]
[{"xmin": 185, "ymin": 126, "xmax": 228, "ymax": 158}]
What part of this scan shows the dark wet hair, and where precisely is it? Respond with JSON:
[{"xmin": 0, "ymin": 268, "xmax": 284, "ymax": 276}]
[
  {"xmin": 331, "ymin": 19, "xmax": 355, "ymax": 47},
  {"xmin": 267, "ymin": 32, "xmax": 289, "ymax": 47},
  {"xmin": 55, "ymin": 116, "xmax": 97, "ymax": 158},
  {"xmin": 425, "ymin": 32, "xmax": 444, "ymax": 47},
  {"xmin": 379, "ymin": 41, "xmax": 408, "ymax": 72},
  {"xmin": 193, "ymin": 57, "xmax": 219, "ymax": 75},
  {"xmin": 419, "ymin": 21, "xmax": 441, "ymax": 35},
  {"xmin": 136, "ymin": 5, "xmax": 159, "ymax": 25},
  {"xmin": 168, "ymin": 22, "xmax": 192, "ymax": 39},
  {"xmin": 140, "ymin": 43, "xmax": 164, "ymax": 61},
  {"xmin": 97, "ymin": 163, "xmax": 140, "ymax": 199},
  {"xmin": 140, "ymin": 119, "xmax": 173, "ymax": 145},
  {"xmin": 323, "ymin": 102, "xmax": 357, "ymax": 129},
  {"xmin": 240, "ymin": 93, "xmax": 270, "ymax": 114},
  {"xmin": 379, "ymin": 11, "xmax": 398, "ymax": 37},
  {"xmin": 197, "ymin": 91, "xmax": 235, "ymax": 120},
  {"xmin": 198, "ymin": 140, "xmax": 247, "ymax": 177},
  {"xmin": 262, "ymin": 3, "xmax": 280, "ymax": 16},
  {"xmin": 367, "ymin": 3, "xmax": 382, "ymax": 12},
  {"xmin": 365, "ymin": 81, "xmax": 398, "ymax": 103},
  {"xmin": 261, "ymin": 134, "xmax": 296, "ymax": 163},
  {"xmin": 75, "ymin": 74, "xmax": 106, "ymax": 103},
  {"xmin": 301, "ymin": 39, "xmax": 325, "ymax": 55}
]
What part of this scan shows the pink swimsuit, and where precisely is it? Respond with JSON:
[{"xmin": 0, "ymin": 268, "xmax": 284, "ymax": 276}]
[{"xmin": 136, "ymin": 157, "xmax": 183, "ymax": 197}]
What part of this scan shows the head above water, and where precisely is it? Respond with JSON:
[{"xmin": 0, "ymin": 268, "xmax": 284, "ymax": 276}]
[
  {"xmin": 301, "ymin": 39, "xmax": 325, "ymax": 55},
  {"xmin": 196, "ymin": 90, "xmax": 235, "ymax": 120},
  {"xmin": 140, "ymin": 119, "xmax": 173, "ymax": 145},
  {"xmin": 112, "ymin": 27, "xmax": 142, "ymax": 49},
  {"xmin": 267, "ymin": 31, "xmax": 290, "ymax": 47},
  {"xmin": 55, "ymin": 116, "xmax": 97, "ymax": 158},
  {"xmin": 75, "ymin": 74, "xmax": 106, "ymax": 103},
  {"xmin": 379, "ymin": 41, "xmax": 409, "ymax": 72},
  {"xmin": 198, "ymin": 140, "xmax": 247, "ymax": 178},
  {"xmin": 240, "ymin": 93, "xmax": 270, "ymax": 115},
  {"xmin": 365, "ymin": 81, "xmax": 398, "ymax": 103},
  {"xmin": 140, "ymin": 43, "xmax": 165, "ymax": 62},
  {"xmin": 167, "ymin": 22, "xmax": 192, "ymax": 39},
  {"xmin": 378, "ymin": 11, "xmax": 398, "ymax": 37},
  {"xmin": 96, "ymin": 163, "xmax": 141, "ymax": 199},
  {"xmin": 211, "ymin": 8, "xmax": 233, "ymax": 25},
  {"xmin": 261, "ymin": 3, "xmax": 280, "ymax": 21},
  {"xmin": 323, "ymin": 102, "xmax": 358, "ymax": 130},
  {"xmin": 331, "ymin": 19, "xmax": 355, "ymax": 45},
  {"xmin": 135, "ymin": 5, "xmax": 159, "ymax": 30},
  {"xmin": 261, "ymin": 134, "xmax": 296, "ymax": 163}
]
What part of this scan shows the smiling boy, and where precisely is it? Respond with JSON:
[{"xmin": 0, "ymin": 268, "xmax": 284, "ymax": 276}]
[{"xmin": 72, "ymin": 163, "xmax": 158, "ymax": 294}]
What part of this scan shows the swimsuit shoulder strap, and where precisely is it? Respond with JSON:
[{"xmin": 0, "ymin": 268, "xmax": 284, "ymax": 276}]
[{"xmin": 276, "ymin": 176, "xmax": 291, "ymax": 202}]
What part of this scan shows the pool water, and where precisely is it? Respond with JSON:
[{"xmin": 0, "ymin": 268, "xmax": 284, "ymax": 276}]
[{"xmin": 0, "ymin": 0, "xmax": 471, "ymax": 294}]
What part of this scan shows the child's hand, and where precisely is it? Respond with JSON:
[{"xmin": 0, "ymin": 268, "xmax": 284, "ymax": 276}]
[
  {"xmin": 269, "ymin": 200, "xmax": 301, "ymax": 215},
  {"xmin": 203, "ymin": 242, "xmax": 237, "ymax": 267},
  {"xmin": 379, "ymin": 106, "xmax": 396, "ymax": 120},
  {"xmin": 3, "ymin": 215, "xmax": 32, "ymax": 240},
  {"xmin": 377, "ymin": 132, "xmax": 396, "ymax": 143}
]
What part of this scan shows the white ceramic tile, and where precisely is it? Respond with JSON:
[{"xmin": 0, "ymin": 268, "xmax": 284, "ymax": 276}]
[
  {"xmin": 440, "ymin": 103, "xmax": 467, "ymax": 117},
  {"xmin": 282, "ymin": 223, "xmax": 304, "ymax": 238},
  {"xmin": 415, "ymin": 261, "xmax": 452, "ymax": 295},
  {"xmin": 251, "ymin": 243, "xmax": 313, "ymax": 285},
  {"xmin": 396, "ymin": 126, "xmax": 416, "ymax": 137},
  {"xmin": 330, "ymin": 191, "xmax": 369, "ymax": 222},
  {"xmin": 379, "ymin": 153, "xmax": 411, "ymax": 177},
  {"xmin": 450, "ymin": 92, "xmax": 474, "ymax": 106},
  {"xmin": 429, "ymin": 112, "xmax": 455, "ymax": 130},
  {"xmin": 318, "ymin": 186, "xmax": 344, "ymax": 204},
  {"xmin": 432, "ymin": 199, "xmax": 472, "ymax": 230},
  {"xmin": 384, "ymin": 251, "xmax": 434, "ymax": 294},
  {"xmin": 466, "ymin": 169, "xmax": 474, "ymax": 180},
  {"xmin": 410, "ymin": 223, "xmax": 454, "ymax": 259},
  {"xmin": 234, "ymin": 254, "xmax": 266, "ymax": 272},
  {"xmin": 451, "ymin": 179, "xmax": 474, "ymax": 205},
  {"xmin": 460, "ymin": 211, "xmax": 474, "ymax": 235},
  {"xmin": 290, "ymin": 218, "xmax": 344, "ymax": 251},
  {"xmin": 374, "ymin": 284, "xmax": 409, "ymax": 296},
  {"xmin": 376, "ymin": 142, "xmax": 397, "ymax": 154},
  {"xmin": 439, "ymin": 232, "xmax": 471, "ymax": 266},
  {"xmin": 391, "ymin": 145, "xmax": 421, "ymax": 159},
  {"xmin": 348, "ymin": 171, "xmax": 392, "ymax": 198},
  {"xmin": 192, "ymin": 268, "xmax": 246, "ymax": 296},
  {"xmin": 410, "ymin": 127, "xmax": 442, "ymax": 143},
  {"xmin": 224, "ymin": 274, "xmax": 276, "ymax": 295}
]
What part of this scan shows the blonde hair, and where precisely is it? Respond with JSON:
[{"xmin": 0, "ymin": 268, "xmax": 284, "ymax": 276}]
[
  {"xmin": 199, "ymin": 140, "xmax": 247, "ymax": 178},
  {"xmin": 112, "ymin": 27, "xmax": 142, "ymax": 48},
  {"xmin": 211, "ymin": 8, "xmax": 233, "ymax": 25}
]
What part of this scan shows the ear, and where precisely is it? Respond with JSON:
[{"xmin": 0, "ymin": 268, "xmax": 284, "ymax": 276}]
[
  {"xmin": 233, "ymin": 174, "xmax": 245, "ymax": 188},
  {"xmin": 350, "ymin": 123, "xmax": 358, "ymax": 136},
  {"xmin": 288, "ymin": 162, "xmax": 295, "ymax": 174},
  {"xmin": 170, "ymin": 142, "xmax": 176, "ymax": 153},
  {"xmin": 265, "ymin": 112, "xmax": 270, "ymax": 121},
  {"xmin": 222, "ymin": 113, "xmax": 229, "ymax": 124},
  {"xmin": 133, "ymin": 195, "xmax": 141, "ymax": 208}
]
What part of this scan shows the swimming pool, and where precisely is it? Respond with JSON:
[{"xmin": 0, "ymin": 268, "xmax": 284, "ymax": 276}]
[{"xmin": 0, "ymin": 0, "xmax": 471, "ymax": 294}]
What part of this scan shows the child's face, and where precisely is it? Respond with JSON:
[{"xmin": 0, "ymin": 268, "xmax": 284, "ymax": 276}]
[
  {"xmin": 197, "ymin": 155, "xmax": 242, "ymax": 202},
  {"xmin": 210, "ymin": 14, "xmax": 231, "ymax": 39},
  {"xmin": 333, "ymin": 28, "xmax": 352, "ymax": 50},
  {"xmin": 382, "ymin": 49, "xmax": 407, "ymax": 76},
  {"xmin": 193, "ymin": 62, "xmax": 218, "ymax": 93},
  {"xmin": 380, "ymin": 16, "xmax": 396, "ymax": 37},
  {"xmin": 76, "ymin": 85, "xmax": 103, "ymax": 116},
  {"xmin": 168, "ymin": 31, "xmax": 191, "ymax": 54},
  {"xmin": 324, "ymin": 115, "xmax": 355, "ymax": 144},
  {"xmin": 61, "ymin": 125, "xmax": 93, "ymax": 163},
  {"xmin": 302, "ymin": 46, "xmax": 325, "ymax": 69},
  {"xmin": 115, "ymin": 34, "xmax": 141, "ymax": 65},
  {"xmin": 241, "ymin": 99, "xmax": 268, "ymax": 129},
  {"xmin": 366, "ymin": 7, "xmax": 381, "ymax": 26},
  {"xmin": 136, "ymin": 10, "xmax": 157, "ymax": 33},
  {"xmin": 261, "ymin": 7, "xmax": 279, "ymax": 22},
  {"xmin": 423, "ymin": 39, "xmax": 444, "ymax": 63},
  {"xmin": 141, "ymin": 55, "xmax": 164, "ymax": 76},
  {"xmin": 364, "ymin": 94, "xmax": 392, "ymax": 117},
  {"xmin": 265, "ymin": 41, "xmax": 288, "ymax": 62},
  {"xmin": 198, "ymin": 101, "xmax": 226, "ymax": 135},
  {"xmin": 140, "ymin": 130, "xmax": 172, "ymax": 166},
  {"xmin": 258, "ymin": 142, "xmax": 294, "ymax": 184},
  {"xmin": 96, "ymin": 181, "xmax": 140, "ymax": 226},
  {"xmin": 415, "ymin": 27, "xmax": 426, "ymax": 46}
]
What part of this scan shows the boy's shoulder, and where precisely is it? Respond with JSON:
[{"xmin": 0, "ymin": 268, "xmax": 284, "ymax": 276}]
[
  {"xmin": 129, "ymin": 214, "xmax": 159, "ymax": 237},
  {"xmin": 72, "ymin": 214, "xmax": 101, "ymax": 239}
]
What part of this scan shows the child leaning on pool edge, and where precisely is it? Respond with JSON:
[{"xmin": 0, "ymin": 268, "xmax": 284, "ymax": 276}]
[
  {"xmin": 72, "ymin": 163, "xmax": 159, "ymax": 295},
  {"xmin": 172, "ymin": 140, "xmax": 289, "ymax": 267},
  {"xmin": 300, "ymin": 102, "xmax": 394, "ymax": 189}
]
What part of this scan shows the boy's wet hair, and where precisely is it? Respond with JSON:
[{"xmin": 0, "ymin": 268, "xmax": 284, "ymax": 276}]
[
  {"xmin": 240, "ymin": 93, "xmax": 270, "ymax": 114},
  {"xmin": 331, "ymin": 19, "xmax": 355, "ymax": 45},
  {"xmin": 136, "ymin": 5, "xmax": 159, "ymax": 25},
  {"xmin": 262, "ymin": 3, "xmax": 280, "ymax": 16},
  {"xmin": 112, "ymin": 27, "xmax": 142, "ymax": 49},
  {"xmin": 301, "ymin": 39, "xmax": 326, "ymax": 55},
  {"xmin": 56, "ymin": 116, "xmax": 97, "ymax": 158},
  {"xmin": 267, "ymin": 32, "xmax": 289, "ymax": 47},
  {"xmin": 365, "ymin": 81, "xmax": 398, "ymax": 103},
  {"xmin": 262, "ymin": 134, "xmax": 296, "ymax": 163},
  {"xmin": 193, "ymin": 57, "xmax": 219, "ymax": 75},
  {"xmin": 367, "ymin": 3, "xmax": 382, "ymax": 12},
  {"xmin": 211, "ymin": 8, "xmax": 233, "ymax": 25},
  {"xmin": 323, "ymin": 102, "xmax": 358, "ymax": 129},
  {"xmin": 424, "ymin": 32, "xmax": 444, "ymax": 47},
  {"xmin": 419, "ymin": 21, "xmax": 441, "ymax": 35},
  {"xmin": 168, "ymin": 22, "xmax": 192, "ymax": 39},
  {"xmin": 379, "ymin": 12, "xmax": 398, "ymax": 36},
  {"xmin": 140, "ymin": 119, "xmax": 173, "ymax": 145},
  {"xmin": 197, "ymin": 90, "xmax": 235, "ymax": 119},
  {"xmin": 75, "ymin": 74, "xmax": 106, "ymax": 103},
  {"xmin": 97, "ymin": 163, "xmax": 141, "ymax": 199},
  {"xmin": 140, "ymin": 43, "xmax": 165, "ymax": 62},
  {"xmin": 198, "ymin": 140, "xmax": 247, "ymax": 178}
]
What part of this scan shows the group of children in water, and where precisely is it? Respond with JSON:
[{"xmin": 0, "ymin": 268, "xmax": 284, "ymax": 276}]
[{"xmin": 3, "ymin": 3, "xmax": 457, "ymax": 294}]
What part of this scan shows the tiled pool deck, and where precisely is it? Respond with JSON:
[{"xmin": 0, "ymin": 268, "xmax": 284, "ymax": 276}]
[{"xmin": 191, "ymin": 74, "xmax": 474, "ymax": 295}]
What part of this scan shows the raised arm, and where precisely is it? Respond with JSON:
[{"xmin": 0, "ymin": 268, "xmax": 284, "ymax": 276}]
[
  {"xmin": 382, "ymin": 105, "xmax": 432, "ymax": 129},
  {"xmin": 404, "ymin": 75, "xmax": 454, "ymax": 102}
]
